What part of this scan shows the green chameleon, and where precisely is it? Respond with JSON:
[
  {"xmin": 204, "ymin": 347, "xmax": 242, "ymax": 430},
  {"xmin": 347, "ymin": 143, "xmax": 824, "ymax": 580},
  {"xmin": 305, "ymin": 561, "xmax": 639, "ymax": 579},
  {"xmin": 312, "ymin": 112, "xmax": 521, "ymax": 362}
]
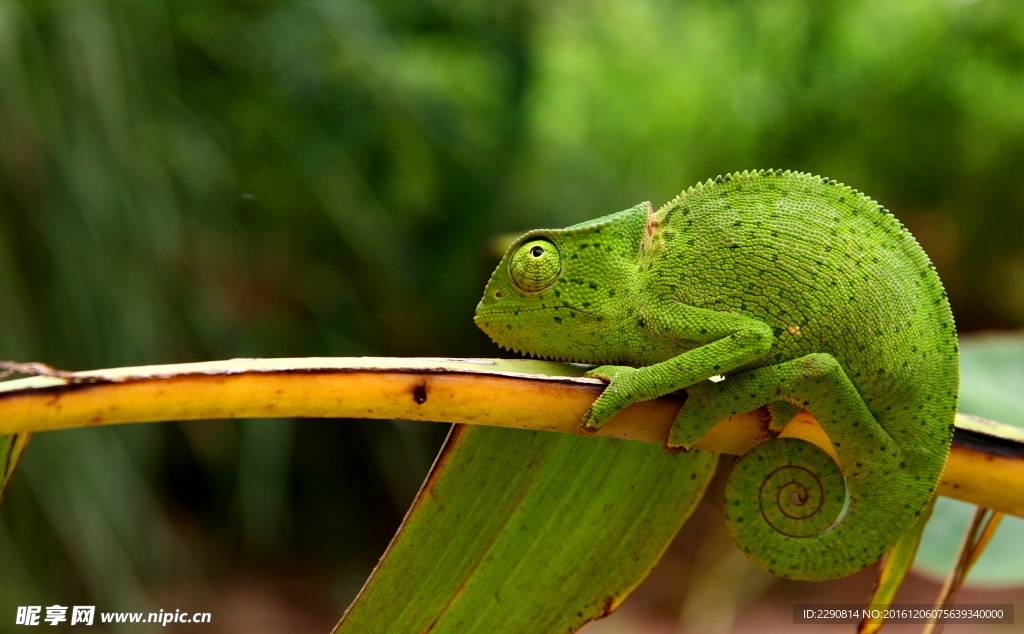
[{"xmin": 475, "ymin": 169, "xmax": 958, "ymax": 581}]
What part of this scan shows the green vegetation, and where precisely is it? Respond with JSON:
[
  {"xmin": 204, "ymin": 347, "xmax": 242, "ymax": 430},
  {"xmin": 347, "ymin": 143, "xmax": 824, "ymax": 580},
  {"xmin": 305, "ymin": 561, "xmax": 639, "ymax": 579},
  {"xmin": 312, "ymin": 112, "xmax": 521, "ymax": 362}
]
[{"xmin": 1, "ymin": 0, "xmax": 1023, "ymax": 627}]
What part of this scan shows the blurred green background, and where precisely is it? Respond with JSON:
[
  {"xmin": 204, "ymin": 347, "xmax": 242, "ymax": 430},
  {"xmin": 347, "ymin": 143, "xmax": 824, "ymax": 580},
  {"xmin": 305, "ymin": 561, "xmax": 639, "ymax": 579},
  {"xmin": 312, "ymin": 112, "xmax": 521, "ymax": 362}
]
[{"xmin": 1, "ymin": 0, "xmax": 1024, "ymax": 631}]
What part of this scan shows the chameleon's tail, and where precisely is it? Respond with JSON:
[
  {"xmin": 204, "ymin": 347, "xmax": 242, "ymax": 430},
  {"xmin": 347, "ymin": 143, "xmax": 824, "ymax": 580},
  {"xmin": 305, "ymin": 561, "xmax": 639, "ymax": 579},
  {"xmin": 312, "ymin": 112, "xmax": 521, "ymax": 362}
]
[{"xmin": 723, "ymin": 437, "xmax": 917, "ymax": 581}]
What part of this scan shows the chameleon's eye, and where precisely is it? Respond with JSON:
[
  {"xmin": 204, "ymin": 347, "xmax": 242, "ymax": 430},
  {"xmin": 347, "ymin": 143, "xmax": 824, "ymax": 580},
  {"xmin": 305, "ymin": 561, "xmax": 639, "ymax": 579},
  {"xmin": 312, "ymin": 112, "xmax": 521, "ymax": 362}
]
[{"xmin": 510, "ymin": 238, "xmax": 561, "ymax": 292}]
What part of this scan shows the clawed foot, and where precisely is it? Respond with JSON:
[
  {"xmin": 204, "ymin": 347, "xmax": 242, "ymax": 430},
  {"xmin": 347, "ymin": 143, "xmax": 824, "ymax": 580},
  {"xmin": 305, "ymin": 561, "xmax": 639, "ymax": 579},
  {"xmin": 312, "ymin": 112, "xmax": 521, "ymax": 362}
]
[{"xmin": 580, "ymin": 365, "xmax": 639, "ymax": 434}]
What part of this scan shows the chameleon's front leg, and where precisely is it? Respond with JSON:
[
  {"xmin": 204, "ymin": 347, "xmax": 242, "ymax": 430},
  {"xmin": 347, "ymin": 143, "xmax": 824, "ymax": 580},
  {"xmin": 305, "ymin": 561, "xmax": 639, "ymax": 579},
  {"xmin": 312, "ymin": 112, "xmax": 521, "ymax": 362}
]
[{"xmin": 580, "ymin": 308, "xmax": 774, "ymax": 433}]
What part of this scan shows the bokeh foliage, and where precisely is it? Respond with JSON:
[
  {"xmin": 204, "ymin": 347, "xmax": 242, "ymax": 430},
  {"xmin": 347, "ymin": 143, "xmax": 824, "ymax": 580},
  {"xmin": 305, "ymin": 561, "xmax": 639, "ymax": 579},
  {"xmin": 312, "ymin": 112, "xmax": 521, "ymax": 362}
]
[{"xmin": 1, "ymin": 0, "xmax": 1023, "ymax": 627}]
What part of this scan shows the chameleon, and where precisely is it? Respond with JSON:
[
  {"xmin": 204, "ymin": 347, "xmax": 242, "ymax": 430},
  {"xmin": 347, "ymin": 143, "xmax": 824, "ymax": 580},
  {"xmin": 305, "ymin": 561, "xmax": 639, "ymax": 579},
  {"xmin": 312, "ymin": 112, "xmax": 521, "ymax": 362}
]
[{"xmin": 474, "ymin": 169, "xmax": 958, "ymax": 581}]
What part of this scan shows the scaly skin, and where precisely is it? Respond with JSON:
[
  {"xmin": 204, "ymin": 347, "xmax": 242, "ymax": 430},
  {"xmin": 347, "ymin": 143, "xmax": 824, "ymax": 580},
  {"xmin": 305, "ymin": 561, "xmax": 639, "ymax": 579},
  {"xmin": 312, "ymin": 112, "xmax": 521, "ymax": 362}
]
[{"xmin": 474, "ymin": 170, "xmax": 958, "ymax": 581}]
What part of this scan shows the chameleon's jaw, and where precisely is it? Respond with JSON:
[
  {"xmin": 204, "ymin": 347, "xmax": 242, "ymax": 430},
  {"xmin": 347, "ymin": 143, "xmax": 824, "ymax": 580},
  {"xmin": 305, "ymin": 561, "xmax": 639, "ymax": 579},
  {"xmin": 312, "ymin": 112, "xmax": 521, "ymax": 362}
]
[{"xmin": 474, "ymin": 308, "xmax": 555, "ymax": 358}]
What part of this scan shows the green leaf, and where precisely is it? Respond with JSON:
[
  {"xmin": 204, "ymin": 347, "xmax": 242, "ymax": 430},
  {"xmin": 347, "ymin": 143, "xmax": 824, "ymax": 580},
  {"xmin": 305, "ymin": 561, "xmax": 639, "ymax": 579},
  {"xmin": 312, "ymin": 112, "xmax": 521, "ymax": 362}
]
[
  {"xmin": 335, "ymin": 425, "xmax": 717, "ymax": 633},
  {"xmin": 0, "ymin": 433, "xmax": 30, "ymax": 503}
]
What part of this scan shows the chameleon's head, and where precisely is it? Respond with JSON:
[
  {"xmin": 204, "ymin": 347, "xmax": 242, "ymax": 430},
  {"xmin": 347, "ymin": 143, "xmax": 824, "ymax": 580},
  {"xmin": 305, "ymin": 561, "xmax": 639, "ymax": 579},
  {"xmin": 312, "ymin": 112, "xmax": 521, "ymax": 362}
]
[{"xmin": 474, "ymin": 203, "xmax": 648, "ymax": 363}]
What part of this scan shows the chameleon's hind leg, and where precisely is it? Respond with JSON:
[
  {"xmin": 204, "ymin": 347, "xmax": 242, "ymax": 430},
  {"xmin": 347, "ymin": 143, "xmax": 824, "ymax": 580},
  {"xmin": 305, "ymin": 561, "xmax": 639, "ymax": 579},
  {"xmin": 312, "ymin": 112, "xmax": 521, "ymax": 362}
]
[
  {"xmin": 669, "ymin": 352, "xmax": 897, "ymax": 468},
  {"xmin": 670, "ymin": 352, "xmax": 910, "ymax": 579}
]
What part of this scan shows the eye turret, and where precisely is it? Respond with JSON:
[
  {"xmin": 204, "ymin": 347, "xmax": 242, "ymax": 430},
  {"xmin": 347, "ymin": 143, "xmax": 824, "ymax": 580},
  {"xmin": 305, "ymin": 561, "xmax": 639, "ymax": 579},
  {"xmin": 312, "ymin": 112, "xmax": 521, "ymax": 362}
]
[{"xmin": 509, "ymin": 238, "xmax": 561, "ymax": 292}]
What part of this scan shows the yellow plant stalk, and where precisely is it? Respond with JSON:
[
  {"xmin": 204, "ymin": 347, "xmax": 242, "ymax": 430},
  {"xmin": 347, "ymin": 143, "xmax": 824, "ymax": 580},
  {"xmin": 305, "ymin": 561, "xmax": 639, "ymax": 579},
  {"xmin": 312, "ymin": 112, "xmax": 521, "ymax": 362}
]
[{"xmin": 0, "ymin": 357, "xmax": 1021, "ymax": 517}]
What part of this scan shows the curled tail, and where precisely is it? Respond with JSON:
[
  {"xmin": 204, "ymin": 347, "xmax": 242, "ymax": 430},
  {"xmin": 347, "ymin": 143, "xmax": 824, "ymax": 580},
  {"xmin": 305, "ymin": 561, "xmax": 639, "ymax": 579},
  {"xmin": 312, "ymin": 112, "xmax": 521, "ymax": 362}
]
[{"xmin": 724, "ymin": 437, "xmax": 922, "ymax": 581}]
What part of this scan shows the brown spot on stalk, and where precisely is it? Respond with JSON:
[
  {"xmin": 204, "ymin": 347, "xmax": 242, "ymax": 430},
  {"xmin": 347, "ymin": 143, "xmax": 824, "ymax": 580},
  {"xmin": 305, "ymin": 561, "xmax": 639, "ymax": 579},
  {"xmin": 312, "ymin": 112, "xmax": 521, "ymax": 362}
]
[{"xmin": 598, "ymin": 595, "xmax": 620, "ymax": 618}]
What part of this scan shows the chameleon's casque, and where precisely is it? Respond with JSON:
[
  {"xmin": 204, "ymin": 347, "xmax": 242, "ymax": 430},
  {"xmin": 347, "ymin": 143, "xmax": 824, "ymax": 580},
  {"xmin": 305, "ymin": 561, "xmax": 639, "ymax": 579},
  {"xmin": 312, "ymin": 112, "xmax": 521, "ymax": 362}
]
[{"xmin": 475, "ymin": 169, "xmax": 958, "ymax": 580}]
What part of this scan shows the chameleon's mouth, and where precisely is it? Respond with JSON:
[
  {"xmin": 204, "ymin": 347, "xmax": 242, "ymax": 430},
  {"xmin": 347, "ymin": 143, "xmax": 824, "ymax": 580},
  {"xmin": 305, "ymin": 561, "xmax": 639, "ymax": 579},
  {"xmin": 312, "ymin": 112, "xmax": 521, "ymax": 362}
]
[
  {"xmin": 473, "ymin": 307, "xmax": 589, "ymax": 315},
  {"xmin": 473, "ymin": 305, "xmax": 595, "ymax": 343},
  {"xmin": 474, "ymin": 305, "xmax": 592, "ymax": 318}
]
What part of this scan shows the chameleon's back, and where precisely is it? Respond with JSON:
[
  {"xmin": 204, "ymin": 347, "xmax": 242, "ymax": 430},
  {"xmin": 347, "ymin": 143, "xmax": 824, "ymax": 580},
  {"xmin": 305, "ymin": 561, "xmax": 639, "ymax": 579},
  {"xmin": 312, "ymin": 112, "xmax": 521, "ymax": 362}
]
[{"xmin": 648, "ymin": 169, "xmax": 957, "ymax": 496}]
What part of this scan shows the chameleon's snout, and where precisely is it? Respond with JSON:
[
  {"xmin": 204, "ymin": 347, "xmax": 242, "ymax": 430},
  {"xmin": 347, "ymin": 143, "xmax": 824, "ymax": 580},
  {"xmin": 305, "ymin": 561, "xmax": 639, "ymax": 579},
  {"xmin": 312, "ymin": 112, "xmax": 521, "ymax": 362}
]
[{"xmin": 472, "ymin": 306, "xmax": 503, "ymax": 342}]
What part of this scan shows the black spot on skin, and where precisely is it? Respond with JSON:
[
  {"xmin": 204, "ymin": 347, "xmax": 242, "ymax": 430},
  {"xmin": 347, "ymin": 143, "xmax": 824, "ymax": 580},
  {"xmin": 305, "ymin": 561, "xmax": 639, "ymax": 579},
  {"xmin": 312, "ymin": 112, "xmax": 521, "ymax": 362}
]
[
  {"xmin": 638, "ymin": 318, "xmax": 646, "ymax": 328},
  {"xmin": 589, "ymin": 282, "xmax": 599, "ymax": 290},
  {"xmin": 608, "ymin": 289, "xmax": 616, "ymax": 297},
  {"xmin": 554, "ymin": 316, "xmax": 563, "ymax": 324},
  {"xmin": 413, "ymin": 384, "xmax": 428, "ymax": 404}
]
